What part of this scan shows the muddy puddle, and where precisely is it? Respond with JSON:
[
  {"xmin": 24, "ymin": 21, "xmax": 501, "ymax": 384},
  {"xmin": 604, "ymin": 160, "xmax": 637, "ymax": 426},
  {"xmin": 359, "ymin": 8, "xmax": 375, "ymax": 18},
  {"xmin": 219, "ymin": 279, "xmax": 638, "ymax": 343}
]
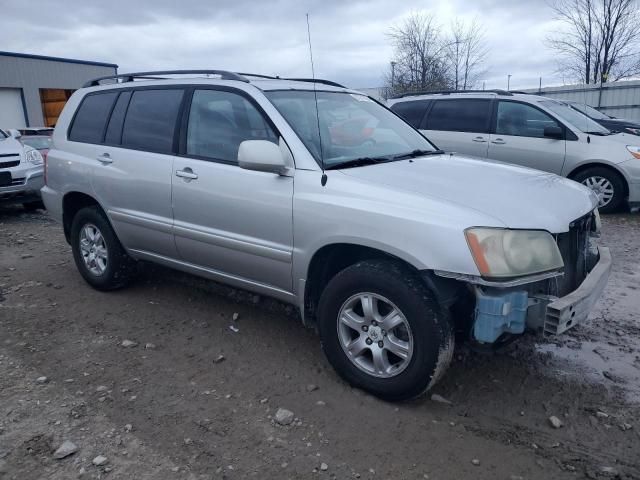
[{"xmin": 537, "ymin": 338, "xmax": 640, "ymax": 402}]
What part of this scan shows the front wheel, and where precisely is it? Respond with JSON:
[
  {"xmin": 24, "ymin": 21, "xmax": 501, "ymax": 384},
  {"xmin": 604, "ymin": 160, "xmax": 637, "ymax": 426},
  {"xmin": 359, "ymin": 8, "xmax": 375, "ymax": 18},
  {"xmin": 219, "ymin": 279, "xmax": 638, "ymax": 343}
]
[
  {"xmin": 573, "ymin": 167, "xmax": 626, "ymax": 213},
  {"xmin": 70, "ymin": 206, "xmax": 136, "ymax": 290},
  {"xmin": 317, "ymin": 260, "xmax": 454, "ymax": 401}
]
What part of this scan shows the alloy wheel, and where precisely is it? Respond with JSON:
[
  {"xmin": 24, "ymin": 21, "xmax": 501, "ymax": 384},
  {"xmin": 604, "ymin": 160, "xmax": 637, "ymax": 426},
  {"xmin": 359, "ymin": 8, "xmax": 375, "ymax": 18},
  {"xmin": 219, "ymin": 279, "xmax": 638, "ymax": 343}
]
[
  {"xmin": 79, "ymin": 223, "xmax": 108, "ymax": 276},
  {"xmin": 337, "ymin": 292, "xmax": 414, "ymax": 378}
]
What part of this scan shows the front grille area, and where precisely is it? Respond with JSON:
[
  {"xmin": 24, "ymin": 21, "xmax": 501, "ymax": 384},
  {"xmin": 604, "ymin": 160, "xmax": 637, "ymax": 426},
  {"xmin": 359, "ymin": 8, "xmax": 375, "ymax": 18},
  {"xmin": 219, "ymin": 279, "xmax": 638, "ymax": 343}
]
[
  {"xmin": 552, "ymin": 212, "xmax": 595, "ymax": 297},
  {"xmin": 0, "ymin": 159, "xmax": 20, "ymax": 169}
]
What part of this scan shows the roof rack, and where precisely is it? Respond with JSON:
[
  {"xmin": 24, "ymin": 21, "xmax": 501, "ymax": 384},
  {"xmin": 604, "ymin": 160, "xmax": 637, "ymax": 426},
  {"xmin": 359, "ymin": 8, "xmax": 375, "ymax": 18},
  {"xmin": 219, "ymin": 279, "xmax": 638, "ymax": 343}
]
[
  {"xmin": 284, "ymin": 78, "xmax": 347, "ymax": 88},
  {"xmin": 83, "ymin": 70, "xmax": 250, "ymax": 88},
  {"xmin": 391, "ymin": 89, "xmax": 513, "ymax": 99},
  {"xmin": 237, "ymin": 72, "xmax": 280, "ymax": 80}
]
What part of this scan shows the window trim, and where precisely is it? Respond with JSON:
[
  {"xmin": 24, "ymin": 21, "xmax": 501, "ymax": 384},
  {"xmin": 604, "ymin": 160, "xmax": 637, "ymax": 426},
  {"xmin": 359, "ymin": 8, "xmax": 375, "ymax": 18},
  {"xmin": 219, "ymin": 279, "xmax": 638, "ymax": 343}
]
[
  {"xmin": 490, "ymin": 99, "xmax": 574, "ymax": 141},
  {"xmin": 177, "ymin": 85, "xmax": 284, "ymax": 166},
  {"xmin": 424, "ymin": 98, "xmax": 493, "ymax": 134},
  {"xmin": 103, "ymin": 90, "xmax": 133, "ymax": 147}
]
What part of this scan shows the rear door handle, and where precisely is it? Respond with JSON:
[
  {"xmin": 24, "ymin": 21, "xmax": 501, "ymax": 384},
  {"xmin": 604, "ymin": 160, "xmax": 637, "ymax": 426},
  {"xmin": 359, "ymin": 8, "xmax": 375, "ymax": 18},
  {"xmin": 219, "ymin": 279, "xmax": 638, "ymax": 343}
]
[
  {"xmin": 175, "ymin": 168, "xmax": 198, "ymax": 180},
  {"xmin": 491, "ymin": 138, "xmax": 506, "ymax": 145},
  {"xmin": 96, "ymin": 153, "xmax": 113, "ymax": 164},
  {"xmin": 472, "ymin": 136, "xmax": 487, "ymax": 143}
]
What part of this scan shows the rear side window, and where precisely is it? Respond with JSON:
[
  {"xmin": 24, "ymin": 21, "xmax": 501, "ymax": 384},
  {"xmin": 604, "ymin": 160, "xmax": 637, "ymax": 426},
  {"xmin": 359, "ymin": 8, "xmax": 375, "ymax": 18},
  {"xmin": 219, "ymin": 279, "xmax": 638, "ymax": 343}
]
[
  {"xmin": 68, "ymin": 92, "xmax": 118, "ymax": 143},
  {"xmin": 390, "ymin": 101, "xmax": 429, "ymax": 128},
  {"xmin": 104, "ymin": 91, "xmax": 132, "ymax": 145},
  {"xmin": 426, "ymin": 99, "xmax": 492, "ymax": 133},
  {"xmin": 121, "ymin": 89, "xmax": 184, "ymax": 153}
]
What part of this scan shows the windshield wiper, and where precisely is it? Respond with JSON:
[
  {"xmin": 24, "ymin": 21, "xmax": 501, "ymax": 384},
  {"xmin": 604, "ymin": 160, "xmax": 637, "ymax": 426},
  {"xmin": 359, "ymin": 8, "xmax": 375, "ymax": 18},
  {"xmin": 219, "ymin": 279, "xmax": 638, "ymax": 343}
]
[
  {"xmin": 392, "ymin": 149, "xmax": 444, "ymax": 160},
  {"xmin": 325, "ymin": 156, "xmax": 392, "ymax": 170},
  {"xmin": 584, "ymin": 131, "xmax": 611, "ymax": 136}
]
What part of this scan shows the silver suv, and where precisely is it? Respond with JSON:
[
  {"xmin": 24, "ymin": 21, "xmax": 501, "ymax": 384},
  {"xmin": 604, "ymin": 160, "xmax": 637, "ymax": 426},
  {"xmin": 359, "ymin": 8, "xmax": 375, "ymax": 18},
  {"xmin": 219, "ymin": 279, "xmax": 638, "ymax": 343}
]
[
  {"xmin": 42, "ymin": 71, "xmax": 611, "ymax": 400},
  {"xmin": 388, "ymin": 91, "xmax": 640, "ymax": 213},
  {"xmin": 0, "ymin": 128, "xmax": 44, "ymax": 209}
]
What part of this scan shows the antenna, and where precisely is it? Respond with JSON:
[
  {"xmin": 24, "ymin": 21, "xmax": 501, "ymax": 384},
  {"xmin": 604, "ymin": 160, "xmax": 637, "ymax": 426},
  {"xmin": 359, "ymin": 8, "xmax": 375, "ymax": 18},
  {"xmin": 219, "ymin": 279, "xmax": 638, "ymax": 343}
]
[{"xmin": 306, "ymin": 13, "xmax": 327, "ymax": 186}]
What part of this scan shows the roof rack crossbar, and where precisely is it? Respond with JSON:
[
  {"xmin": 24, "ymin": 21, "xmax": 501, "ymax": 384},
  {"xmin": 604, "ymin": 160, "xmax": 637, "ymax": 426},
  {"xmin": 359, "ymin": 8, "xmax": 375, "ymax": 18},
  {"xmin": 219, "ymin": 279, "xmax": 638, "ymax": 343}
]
[
  {"xmin": 284, "ymin": 78, "xmax": 347, "ymax": 88},
  {"xmin": 83, "ymin": 70, "xmax": 250, "ymax": 88},
  {"xmin": 391, "ymin": 89, "xmax": 513, "ymax": 99}
]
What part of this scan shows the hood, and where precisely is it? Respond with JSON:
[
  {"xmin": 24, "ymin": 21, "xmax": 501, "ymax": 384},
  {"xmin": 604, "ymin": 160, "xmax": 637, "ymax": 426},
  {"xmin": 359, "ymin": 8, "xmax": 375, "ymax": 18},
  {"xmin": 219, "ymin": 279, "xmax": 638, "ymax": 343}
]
[
  {"xmin": 0, "ymin": 136, "xmax": 23, "ymax": 156},
  {"xmin": 339, "ymin": 154, "xmax": 597, "ymax": 233}
]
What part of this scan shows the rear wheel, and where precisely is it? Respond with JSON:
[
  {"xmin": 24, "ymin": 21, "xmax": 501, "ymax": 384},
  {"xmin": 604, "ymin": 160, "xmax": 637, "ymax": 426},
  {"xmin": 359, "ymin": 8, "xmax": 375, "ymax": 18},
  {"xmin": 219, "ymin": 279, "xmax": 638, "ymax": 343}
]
[
  {"xmin": 70, "ymin": 206, "xmax": 136, "ymax": 290},
  {"xmin": 317, "ymin": 259, "xmax": 454, "ymax": 401},
  {"xmin": 573, "ymin": 167, "xmax": 626, "ymax": 213}
]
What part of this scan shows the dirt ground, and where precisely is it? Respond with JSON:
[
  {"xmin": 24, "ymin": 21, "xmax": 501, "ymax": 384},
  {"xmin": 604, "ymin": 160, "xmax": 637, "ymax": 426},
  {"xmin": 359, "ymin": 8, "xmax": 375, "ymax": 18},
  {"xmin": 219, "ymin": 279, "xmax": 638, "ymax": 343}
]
[{"xmin": 0, "ymin": 205, "xmax": 638, "ymax": 480}]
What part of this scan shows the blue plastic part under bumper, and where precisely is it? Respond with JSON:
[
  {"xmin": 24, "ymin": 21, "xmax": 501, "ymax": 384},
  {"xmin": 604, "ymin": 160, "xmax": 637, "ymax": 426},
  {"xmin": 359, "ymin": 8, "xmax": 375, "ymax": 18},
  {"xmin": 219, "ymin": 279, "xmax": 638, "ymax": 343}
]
[{"xmin": 473, "ymin": 289, "xmax": 528, "ymax": 343}]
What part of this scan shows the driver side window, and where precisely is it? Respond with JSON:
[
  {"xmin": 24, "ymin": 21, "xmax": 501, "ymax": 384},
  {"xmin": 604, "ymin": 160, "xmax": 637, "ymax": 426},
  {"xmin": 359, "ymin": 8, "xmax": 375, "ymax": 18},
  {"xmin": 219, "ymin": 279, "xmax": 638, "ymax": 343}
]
[
  {"xmin": 186, "ymin": 90, "xmax": 277, "ymax": 163},
  {"xmin": 496, "ymin": 101, "xmax": 559, "ymax": 138}
]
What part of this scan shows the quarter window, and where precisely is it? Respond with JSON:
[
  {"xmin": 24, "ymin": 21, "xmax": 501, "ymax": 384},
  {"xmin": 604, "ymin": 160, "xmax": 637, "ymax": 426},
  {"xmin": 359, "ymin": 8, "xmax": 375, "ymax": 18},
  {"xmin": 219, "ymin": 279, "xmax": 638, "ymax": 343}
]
[
  {"xmin": 426, "ymin": 99, "xmax": 492, "ymax": 133},
  {"xmin": 186, "ymin": 89, "xmax": 277, "ymax": 163},
  {"xmin": 496, "ymin": 101, "xmax": 560, "ymax": 138},
  {"xmin": 68, "ymin": 92, "xmax": 119, "ymax": 143},
  {"xmin": 390, "ymin": 101, "xmax": 429, "ymax": 128},
  {"xmin": 121, "ymin": 89, "xmax": 184, "ymax": 153}
]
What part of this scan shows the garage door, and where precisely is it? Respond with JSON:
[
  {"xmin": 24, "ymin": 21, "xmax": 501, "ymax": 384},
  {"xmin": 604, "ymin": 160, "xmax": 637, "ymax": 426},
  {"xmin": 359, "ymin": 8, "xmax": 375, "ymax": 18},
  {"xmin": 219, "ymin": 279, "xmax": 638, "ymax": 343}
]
[{"xmin": 0, "ymin": 88, "xmax": 27, "ymax": 130}]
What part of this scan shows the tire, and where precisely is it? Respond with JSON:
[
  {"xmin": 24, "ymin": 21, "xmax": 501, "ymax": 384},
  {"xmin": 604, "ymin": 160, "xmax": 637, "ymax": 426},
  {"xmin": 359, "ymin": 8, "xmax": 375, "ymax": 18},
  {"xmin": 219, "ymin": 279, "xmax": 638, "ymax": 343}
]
[
  {"xmin": 317, "ymin": 259, "xmax": 454, "ymax": 401},
  {"xmin": 70, "ymin": 206, "xmax": 136, "ymax": 290},
  {"xmin": 572, "ymin": 167, "xmax": 626, "ymax": 214},
  {"xmin": 23, "ymin": 200, "xmax": 45, "ymax": 211}
]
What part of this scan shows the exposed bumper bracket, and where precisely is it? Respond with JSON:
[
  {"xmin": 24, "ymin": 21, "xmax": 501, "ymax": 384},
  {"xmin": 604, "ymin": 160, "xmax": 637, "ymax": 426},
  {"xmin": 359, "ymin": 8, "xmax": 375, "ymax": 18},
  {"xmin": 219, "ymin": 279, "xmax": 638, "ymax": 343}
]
[{"xmin": 544, "ymin": 246, "xmax": 612, "ymax": 335}]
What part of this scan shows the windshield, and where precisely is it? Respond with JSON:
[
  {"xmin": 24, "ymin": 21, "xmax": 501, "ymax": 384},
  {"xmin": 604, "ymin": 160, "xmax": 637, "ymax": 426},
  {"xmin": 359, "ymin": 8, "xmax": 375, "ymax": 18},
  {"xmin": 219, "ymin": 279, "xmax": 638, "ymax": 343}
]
[
  {"xmin": 22, "ymin": 136, "xmax": 52, "ymax": 150},
  {"xmin": 541, "ymin": 100, "xmax": 610, "ymax": 134},
  {"xmin": 569, "ymin": 102, "xmax": 611, "ymax": 120},
  {"xmin": 265, "ymin": 90, "xmax": 437, "ymax": 168}
]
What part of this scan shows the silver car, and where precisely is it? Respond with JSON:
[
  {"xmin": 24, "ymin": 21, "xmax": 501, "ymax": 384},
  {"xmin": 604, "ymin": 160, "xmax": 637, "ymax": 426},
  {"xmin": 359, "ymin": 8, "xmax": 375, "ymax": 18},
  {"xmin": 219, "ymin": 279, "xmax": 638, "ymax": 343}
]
[
  {"xmin": 42, "ymin": 71, "xmax": 610, "ymax": 400},
  {"xmin": 388, "ymin": 91, "xmax": 640, "ymax": 213}
]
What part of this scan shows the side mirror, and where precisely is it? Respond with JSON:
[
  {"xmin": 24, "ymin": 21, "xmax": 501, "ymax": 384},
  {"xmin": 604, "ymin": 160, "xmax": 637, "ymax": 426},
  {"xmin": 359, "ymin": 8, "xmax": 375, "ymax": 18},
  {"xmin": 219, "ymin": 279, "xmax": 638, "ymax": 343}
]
[
  {"xmin": 543, "ymin": 125, "xmax": 563, "ymax": 140},
  {"xmin": 238, "ymin": 140, "xmax": 288, "ymax": 175},
  {"xmin": 7, "ymin": 129, "xmax": 21, "ymax": 139}
]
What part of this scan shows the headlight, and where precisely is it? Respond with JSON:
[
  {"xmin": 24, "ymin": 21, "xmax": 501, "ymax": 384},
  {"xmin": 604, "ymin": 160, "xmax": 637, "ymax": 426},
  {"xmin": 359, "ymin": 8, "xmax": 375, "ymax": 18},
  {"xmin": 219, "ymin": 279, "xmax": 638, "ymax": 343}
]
[
  {"xmin": 465, "ymin": 228, "xmax": 564, "ymax": 278},
  {"xmin": 24, "ymin": 146, "xmax": 43, "ymax": 165},
  {"xmin": 626, "ymin": 145, "xmax": 640, "ymax": 159},
  {"xmin": 624, "ymin": 127, "xmax": 640, "ymax": 136}
]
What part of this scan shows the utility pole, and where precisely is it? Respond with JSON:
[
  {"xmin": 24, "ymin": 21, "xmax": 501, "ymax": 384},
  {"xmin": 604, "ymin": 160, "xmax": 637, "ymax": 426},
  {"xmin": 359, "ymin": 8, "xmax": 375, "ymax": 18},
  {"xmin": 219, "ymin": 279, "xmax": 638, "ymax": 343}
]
[
  {"xmin": 507, "ymin": 74, "xmax": 512, "ymax": 91},
  {"xmin": 390, "ymin": 61, "xmax": 397, "ymax": 91}
]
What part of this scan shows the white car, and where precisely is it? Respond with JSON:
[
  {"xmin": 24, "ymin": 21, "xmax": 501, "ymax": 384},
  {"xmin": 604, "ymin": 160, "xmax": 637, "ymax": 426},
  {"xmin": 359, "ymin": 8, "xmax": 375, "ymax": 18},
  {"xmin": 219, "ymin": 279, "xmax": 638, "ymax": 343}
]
[
  {"xmin": 388, "ymin": 90, "xmax": 640, "ymax": 213},
  {"xmin": 0, "ymin": 129, "xmax": 44, "ymax": 209}
]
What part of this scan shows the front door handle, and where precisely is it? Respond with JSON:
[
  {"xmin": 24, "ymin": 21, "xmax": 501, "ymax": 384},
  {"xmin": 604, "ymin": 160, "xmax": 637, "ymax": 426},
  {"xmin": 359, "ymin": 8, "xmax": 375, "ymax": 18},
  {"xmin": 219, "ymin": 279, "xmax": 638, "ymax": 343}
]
[
  {"xmin": 175, "ymin": 168, "xmax": 198, "ymax": 180},
  {"xmin": 491, "ymin": 138, "xmax": 506, "ymax": 145},
  {"xmin": 472, "ymin": 136, "xmax": 487, "ymax": 143},
  {"xmin": 97, "ymin": 153, "xmax": 113, "ymax": 164}
]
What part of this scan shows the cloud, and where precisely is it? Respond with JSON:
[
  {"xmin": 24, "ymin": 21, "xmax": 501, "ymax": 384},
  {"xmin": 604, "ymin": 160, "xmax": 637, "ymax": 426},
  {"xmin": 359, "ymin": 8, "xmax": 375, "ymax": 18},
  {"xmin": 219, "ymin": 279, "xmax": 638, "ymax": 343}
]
[{"xmin": 1, "ymin": 0, "xmax": 565, "ymax": 89}]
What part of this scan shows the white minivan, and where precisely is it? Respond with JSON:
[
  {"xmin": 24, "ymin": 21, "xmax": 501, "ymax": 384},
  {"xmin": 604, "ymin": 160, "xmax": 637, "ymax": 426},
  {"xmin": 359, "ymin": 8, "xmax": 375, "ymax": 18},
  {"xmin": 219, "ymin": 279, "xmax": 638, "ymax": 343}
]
[{"xmin": 388, "ymin": 91, "xmax": 640, "ymax": 213}]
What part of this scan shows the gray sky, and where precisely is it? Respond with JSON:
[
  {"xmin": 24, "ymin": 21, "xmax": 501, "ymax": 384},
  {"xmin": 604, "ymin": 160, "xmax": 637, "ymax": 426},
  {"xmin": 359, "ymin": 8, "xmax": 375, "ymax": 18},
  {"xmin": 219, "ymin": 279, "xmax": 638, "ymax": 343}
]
[{"xmin": 1, "ymin": 0, "xmax": 567, "ymax": 90}]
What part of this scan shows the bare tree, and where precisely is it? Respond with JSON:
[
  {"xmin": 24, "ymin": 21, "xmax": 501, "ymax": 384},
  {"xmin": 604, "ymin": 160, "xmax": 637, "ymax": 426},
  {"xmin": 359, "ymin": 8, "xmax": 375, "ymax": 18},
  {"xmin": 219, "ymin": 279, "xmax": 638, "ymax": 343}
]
[
  {"xmin": 446, "ymin": 18, "xmax": 488, "ymax": 90},
  {"xmin": 385, "ymin": 13, "xmax": 451, "ymax": 96},
  {"xmin": 548, "ymin": 0, "xmax": 640, "ymax": 83}
]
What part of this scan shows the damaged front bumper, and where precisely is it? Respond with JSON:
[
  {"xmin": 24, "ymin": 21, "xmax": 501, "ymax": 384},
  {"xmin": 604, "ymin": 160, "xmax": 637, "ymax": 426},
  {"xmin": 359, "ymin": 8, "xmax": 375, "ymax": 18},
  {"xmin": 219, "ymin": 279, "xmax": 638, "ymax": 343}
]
[
  {"xmin": 543, "ymin": 246, "xmax": 611, "ymax": 335},
  {"xmin": 434, "ymin": 246, "xmax": 612, "ymax": 343}
]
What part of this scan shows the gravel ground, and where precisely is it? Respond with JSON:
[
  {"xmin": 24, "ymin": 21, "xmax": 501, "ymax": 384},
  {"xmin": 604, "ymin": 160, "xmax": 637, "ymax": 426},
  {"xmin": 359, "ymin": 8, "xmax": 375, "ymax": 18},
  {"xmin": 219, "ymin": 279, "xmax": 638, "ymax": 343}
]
[{"xmin": 0, "ymin": 205, "xmax": 638, "ymax": 480}]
